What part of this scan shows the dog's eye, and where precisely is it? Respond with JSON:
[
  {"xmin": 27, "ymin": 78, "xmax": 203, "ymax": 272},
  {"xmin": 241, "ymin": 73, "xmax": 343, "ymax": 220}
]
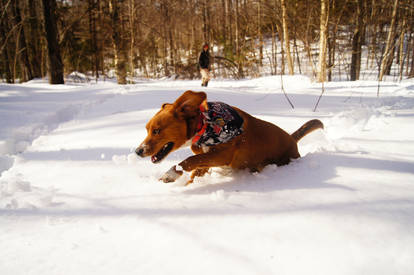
[{"xmin": 152, "ymin": 129, "xmax": 161, "ymax": 135}]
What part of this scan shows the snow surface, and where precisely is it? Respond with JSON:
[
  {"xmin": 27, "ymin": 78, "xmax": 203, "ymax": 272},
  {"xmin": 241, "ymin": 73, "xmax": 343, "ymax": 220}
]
[{"xmin": 1, "ymin": 76, "xmax": 414, "ymax": 275}]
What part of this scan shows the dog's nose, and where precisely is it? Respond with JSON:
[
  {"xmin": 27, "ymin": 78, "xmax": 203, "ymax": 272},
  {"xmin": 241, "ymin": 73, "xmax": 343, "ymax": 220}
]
[{"xmin": 135, "ymin": 147, "xmax": 144, "ymax": 157}]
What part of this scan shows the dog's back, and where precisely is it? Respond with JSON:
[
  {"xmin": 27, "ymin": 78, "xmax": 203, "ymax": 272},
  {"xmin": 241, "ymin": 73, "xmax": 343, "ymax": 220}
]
[{"xmin": 228, "ymin": 108, "xmax": 304, "ymax": 171}]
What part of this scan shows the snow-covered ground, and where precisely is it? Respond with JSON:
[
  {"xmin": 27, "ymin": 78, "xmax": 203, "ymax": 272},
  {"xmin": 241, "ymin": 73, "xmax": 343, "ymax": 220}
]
[{"xmin": 1, "ymin": 76, "xmax": 414, "ymax": 275}]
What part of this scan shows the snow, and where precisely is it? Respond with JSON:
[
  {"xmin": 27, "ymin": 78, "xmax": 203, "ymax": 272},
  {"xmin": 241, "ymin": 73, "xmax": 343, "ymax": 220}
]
[{"xmin": 1, "ymin": 76, "xmax": 414, "ymax": 275}]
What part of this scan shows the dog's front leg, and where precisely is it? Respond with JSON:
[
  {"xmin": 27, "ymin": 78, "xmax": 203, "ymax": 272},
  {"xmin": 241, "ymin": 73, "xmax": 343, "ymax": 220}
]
[
  {"xmin": 186, "ymin": 145, "xmax": 210, "ymax": 184},
  {"xmin": 170, "ymin": 149, "xmax": 235, "ymax": 184},
  {"xmin": 159, "ymin": 162, "xmax": 211, "ymax": 184},
  {"xmin": 159, "ymin": 165, "xmax": 184, "ymax": 183},
  {"xmin": 160, "ymin": 146, "xmax": 235, "ymax": 184},
  {"xmin": 186, "ymin": 144, "xmax": 235, "ymax": 169}
]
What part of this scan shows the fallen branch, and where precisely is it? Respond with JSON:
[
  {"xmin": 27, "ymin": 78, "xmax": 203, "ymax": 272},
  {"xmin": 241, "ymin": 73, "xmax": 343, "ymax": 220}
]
[
  {"xmin": 313, "ymin": 80, "xmax": 325, "ymax": 112},
  {"xmin": 280, "ymin": 73, "xmax": 294, "ymax": 109}
]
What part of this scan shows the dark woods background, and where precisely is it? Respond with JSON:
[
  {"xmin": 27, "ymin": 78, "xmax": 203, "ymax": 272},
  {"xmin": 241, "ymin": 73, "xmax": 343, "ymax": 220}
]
[{"xmin": 1, "ymin": 0, "xmax": 413, "ymax": 84}]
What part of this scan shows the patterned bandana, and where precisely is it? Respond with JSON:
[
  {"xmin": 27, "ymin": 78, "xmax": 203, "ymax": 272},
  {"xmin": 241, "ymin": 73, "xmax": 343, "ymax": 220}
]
[{"xmin": 192, "ymin": 102, "xmax": 244, "ymax": 146}]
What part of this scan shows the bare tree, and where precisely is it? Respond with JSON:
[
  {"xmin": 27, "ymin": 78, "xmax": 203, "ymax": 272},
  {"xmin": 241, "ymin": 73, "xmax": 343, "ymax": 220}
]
[
  {"xmin": 41, "ymin": 0, "xmax": 64, "ymax": 84},
  {"xmin": 0, "ymin": 0, "xmax": 13, "ymax": 83},
  {"xmin": 257, "ymin": 0, "xmax": 263, "ymax": 66},
  {"xmin": 379, "ymin": 0, "xmax": 399, "ymax": 81},
  {"xmin": 317, "ymin": 0, "xmax": 329, "ymax": 82},
  {"xmin": 350, "ymin": 0, "xmax": 364, "ymax": 81},
  {"xmin": 280, "ymin": 0, "xmax": 294, "ymax": 75},
  {"xmin": 88, "ymin": 0, "xmax": 99, "ymax": 81},
  {"xmin": 12, "ymin": 0, "xmax": 34, "ymax": 82},
  {"xmin": 410, "ymin": 5, "xmax": 414, "ymax": 77},
  {"xmin": 27, "ymin": 0, "xmax": 43, "ymax": 78},
  {"xmin": 109, "ymin": 0, "xmax": 127, "ymax": 84},
  {"xmin": 1, "ymin": 0, "xmax": 412, "ymax": 83}
]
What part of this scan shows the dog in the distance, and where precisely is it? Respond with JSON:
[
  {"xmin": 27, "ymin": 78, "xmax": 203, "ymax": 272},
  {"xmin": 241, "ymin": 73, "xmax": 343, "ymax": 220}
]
[{"xmin": 135, "ymin": 90, "xmax": 323, "ymax": 185}]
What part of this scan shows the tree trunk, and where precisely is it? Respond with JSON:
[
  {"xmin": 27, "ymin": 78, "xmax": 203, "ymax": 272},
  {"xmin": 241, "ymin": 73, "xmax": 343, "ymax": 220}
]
[
  {"xmin": 97, "ymin": 0, "xmax": 105, "ymax": 77},
  {"xmin": 384, "ymin": 33, "xmax": 398, "ymax": 76},
  {"xmin": 110, "ymin": 0, "xmax": 127, "ymax": 84},
  {"xmin": 234, "ymin": 0, "xmax": 243, "ymax": 77},
  {"xmin": 271, "ymin": 24, "xmax": 277, "ymax": 75},
  {"xmin": 350, "ymin": 0, "xmax": 364, "ymax": 81},
  {"xmin": 304, "ymin": 0, "xmax": 316, "ymax": 78},
  {"xmin": 367, "ymin": 0, "xmax": 377, "ymax": 69},
  {"xmin": 258, "ymin": 0, "xmax": 263, "ymax": 66},
  {"xmin": 280, "ymin": 0, "xmax": 294, "ymax": 75},
  {"xmin": 221, "ymin": 0, "xmax": 226, "ymax": 48},
  {"xmin": 410, "ymin": 32, "xmax": 414, "ymax": 77},
  {"xmin": 0, "ymin": 3, "xmax": 13, "ymax": 83},
  {"xmin": 41, "ymin": 0, "xmax": 64, "ymax": 84},
  {"xmin": 398, "ymin": 23, "xmax": 405, "ymax": 81},
  {"xmin": 89, "ymin": 0, "xmax": 99, "ymax": 81},
  {"xmin": 379, "ymin": 0, "xmax": 399, "ymax": 81},
  {"xmin": 227, "ymin": 0, "xmax": 234, "ymax": 58},
  {"xmin": 293, "ymin": 1, "xmax": 301, "ymax": 74},
  {"xmin": 276, "ymin": 23, "xmax": 285, "ymax": 75},
  {"xmin": 202, "ymin": 0, "xmax": 208, "ymax": 42},
  {"xmin": 13, "ymin": 0, "xmax": 33, "ymax": 82},
  {"xmin": 294, "ymin": 33, "xmax": 301, "ymax": 74},
  {"xmin": 27, "ymin": 0, "xmax": 42, "ymax": 78},
  {"xmin": 317, "ymin": 0, "xmax": 329, "ymax": 82},
  {"xmin": 168, "ymin": 17, "xmax": 175, "ymax": 74},
  {"xmin": 235, "ymin": 0, "xmax": 240, "ymax": 59},
  {"xmin": 328, "ymin": 34, "xmax": 334, "ymax": 82}
]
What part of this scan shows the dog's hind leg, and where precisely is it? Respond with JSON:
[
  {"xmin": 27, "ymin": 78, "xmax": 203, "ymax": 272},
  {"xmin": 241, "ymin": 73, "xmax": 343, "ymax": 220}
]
[
  {"xmin": 186, "ymin": 168, "xmax": 210, "ymax": 185},
  {"xmin": 274, "ymin": 146, "xmax": 300, "ymax": 166}
]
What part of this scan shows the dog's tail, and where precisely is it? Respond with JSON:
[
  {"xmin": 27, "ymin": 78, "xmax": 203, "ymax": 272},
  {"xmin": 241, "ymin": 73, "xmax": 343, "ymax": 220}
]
[{"xmin": 291, "ymin": 119, "xmax": 324, "ymax": 142}]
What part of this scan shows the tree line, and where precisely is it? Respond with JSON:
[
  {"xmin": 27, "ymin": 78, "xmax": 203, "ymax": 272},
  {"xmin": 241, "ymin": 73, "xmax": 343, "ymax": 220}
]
[{"xmin": 1, "ymin": 0, "xmax": 413, "ymax": 84}]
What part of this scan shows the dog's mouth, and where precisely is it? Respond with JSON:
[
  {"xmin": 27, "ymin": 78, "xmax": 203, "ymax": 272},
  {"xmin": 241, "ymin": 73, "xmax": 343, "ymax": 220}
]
[{"xmin": 151, "ymin": 142, "xmax": 174, "ymax": 163}]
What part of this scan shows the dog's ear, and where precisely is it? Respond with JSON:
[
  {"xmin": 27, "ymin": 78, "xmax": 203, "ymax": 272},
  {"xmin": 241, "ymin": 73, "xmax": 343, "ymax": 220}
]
[
  {"xmin": 161, "ymin": 103, "xmax": 172, "ymax": 109},
  {"xmin": 173, "ymin": 90, "xmax": 207, "ymax": 119}
]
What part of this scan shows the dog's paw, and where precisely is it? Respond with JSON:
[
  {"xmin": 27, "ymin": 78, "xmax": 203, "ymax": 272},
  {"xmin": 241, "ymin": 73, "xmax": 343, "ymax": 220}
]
[{"xmin": 159, "ymin": 165, "xmax": 183, "ymax": 183}]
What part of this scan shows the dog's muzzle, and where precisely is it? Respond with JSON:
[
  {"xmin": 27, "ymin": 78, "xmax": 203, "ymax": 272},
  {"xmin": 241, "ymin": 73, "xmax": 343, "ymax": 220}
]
[{"xmin": 135, "ymin": 146, "xmax": 145, "ymax": 157}]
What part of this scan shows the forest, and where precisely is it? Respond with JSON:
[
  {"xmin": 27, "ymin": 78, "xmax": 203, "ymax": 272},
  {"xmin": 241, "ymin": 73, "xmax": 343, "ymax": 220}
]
[{"xmin": 1, "ymin": 0, "xmax": 413, "ymax": 84}]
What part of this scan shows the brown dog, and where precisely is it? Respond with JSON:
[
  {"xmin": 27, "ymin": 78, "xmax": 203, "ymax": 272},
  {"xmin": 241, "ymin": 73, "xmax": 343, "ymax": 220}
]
[{"xmin": 136, "ymin": 90, "xmax": 323, "ymax": 184}]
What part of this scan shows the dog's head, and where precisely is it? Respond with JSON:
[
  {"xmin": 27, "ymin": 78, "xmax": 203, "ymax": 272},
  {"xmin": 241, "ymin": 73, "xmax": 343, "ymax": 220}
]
[{"xmin": 135, "ymin": 90, "xmax": 207, "ymax": 163}]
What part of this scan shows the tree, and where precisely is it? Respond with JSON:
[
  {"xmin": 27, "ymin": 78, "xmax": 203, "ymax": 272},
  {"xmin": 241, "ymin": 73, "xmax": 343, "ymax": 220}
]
[
  {"xmin": 27, "ymin": 0, "xmax": 43, "ymax": 78},
  {"xmin": 0, "ymin": 0, "xmax": 13, "ymax": 83},
  {"xmin": 1, "ymin": 0, "xmax": 412, "ymax": 83},
  {"xmin": 317, "ymin": 0, "xmax": 329, "ymax": 82},
  {"xmin": 410, "ymin": 5, "xmax": 414, "ymax": 77},
  {"xmin": 41, "ymin": 0, "xmax": 64, "ymax": 84},
  {"xmin": 89, "ymin": 0, "xmax": 99, "ymax": 81},
  {"xmin": 12, "ymin": 0, "xmax": 33, "ymax": 82},
  {"xmin": 379, "ymin": 0, "xmax": 399, "ymax": 81},
  {"xmin": 109, "ymin": 0, "xmax": 127, "ymax": 84},
  {"xmin": 280, "ymin": 0, "xmax": 294, "ymax": 75},
  {"xmin": 350, "ymin": 0, "xmax": 364, "ymax": 81}
]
